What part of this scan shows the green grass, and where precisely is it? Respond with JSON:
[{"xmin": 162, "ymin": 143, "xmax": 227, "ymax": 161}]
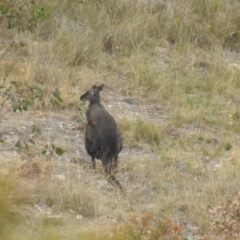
[{"xmin": 119, "ymin": 118, "xmax": 163, "ymax": 145}]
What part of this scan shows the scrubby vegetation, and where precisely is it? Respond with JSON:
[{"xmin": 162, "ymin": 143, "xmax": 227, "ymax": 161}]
[{"xmin": 1, "ymin": 0, "xmax": 240, "ymax": 239}]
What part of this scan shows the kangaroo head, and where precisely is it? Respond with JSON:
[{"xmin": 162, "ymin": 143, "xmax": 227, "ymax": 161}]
[{"xmin": 80, "ymin": 84, "xmax": 104, "ymax": 103}]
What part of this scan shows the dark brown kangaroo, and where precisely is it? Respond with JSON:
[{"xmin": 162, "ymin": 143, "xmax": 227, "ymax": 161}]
[{"xmin": 80, "ymin": 84, "xmax": 124, "ymax": 194}]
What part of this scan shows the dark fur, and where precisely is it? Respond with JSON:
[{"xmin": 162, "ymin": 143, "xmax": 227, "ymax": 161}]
[{"xmin": 80, "ymin": 85, "xmax": 124, "ymax": 193}]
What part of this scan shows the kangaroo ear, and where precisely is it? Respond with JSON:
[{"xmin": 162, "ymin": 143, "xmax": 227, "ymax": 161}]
[
  {"xmin": 92, "ymin": 85, "xmax": 98, "ymax": 94},
  {"xmin": 98, "ymin": 84, "xmax": 104, "ymax": 91}
]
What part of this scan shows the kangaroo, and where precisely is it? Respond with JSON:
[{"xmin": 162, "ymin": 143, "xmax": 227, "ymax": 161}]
[{"xmin": 80, "ymin": 84, "xmax": 124, "ymax": 194}]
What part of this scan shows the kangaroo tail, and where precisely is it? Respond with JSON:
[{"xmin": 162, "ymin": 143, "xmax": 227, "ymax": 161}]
[{"xmin": 107, "ymin": 174, "xmax": 126, "ymax": 197}]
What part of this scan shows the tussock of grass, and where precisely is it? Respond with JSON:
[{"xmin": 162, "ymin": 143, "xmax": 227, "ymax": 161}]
[{"xmin": 119, "ymin": 117, "xmax": 164, "ymax": 148}]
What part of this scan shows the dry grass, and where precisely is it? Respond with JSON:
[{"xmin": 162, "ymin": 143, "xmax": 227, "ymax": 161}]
[
  {"xmin": 1, "ymin": 147, "xmax": 240, "ymax": 239},
  {"xmin": 1, "ymin": 0, "xmax": 240, "ymax": 239}
]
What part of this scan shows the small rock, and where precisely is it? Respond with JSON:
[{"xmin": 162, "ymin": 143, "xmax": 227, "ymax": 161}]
[
  {"xmin": 174, "ymin": 160, "xmax": 188, "ymax": 173},
  {"xmin": 54, "ymin": 174, "xmax": 66, "ymax": 182},
  {"xmin": 97, "ymin": 179, "xmax": 109, "ymax": 188},
  {"xmin": 67, "ymin": 123, "xmax": 76, "ymax": 130},
  {"xmin": 123, "ymin": 98, "xmax": 135, "ymax": 105},
  {"xmin": 155, "ymin": 104, "xmax": 162, "ymax": 110}
]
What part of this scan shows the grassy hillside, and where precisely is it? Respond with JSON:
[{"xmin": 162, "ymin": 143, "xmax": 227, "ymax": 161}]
[{"xmin": 0, "ymin": 0, "xmax": 240, "ymax": 239}]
